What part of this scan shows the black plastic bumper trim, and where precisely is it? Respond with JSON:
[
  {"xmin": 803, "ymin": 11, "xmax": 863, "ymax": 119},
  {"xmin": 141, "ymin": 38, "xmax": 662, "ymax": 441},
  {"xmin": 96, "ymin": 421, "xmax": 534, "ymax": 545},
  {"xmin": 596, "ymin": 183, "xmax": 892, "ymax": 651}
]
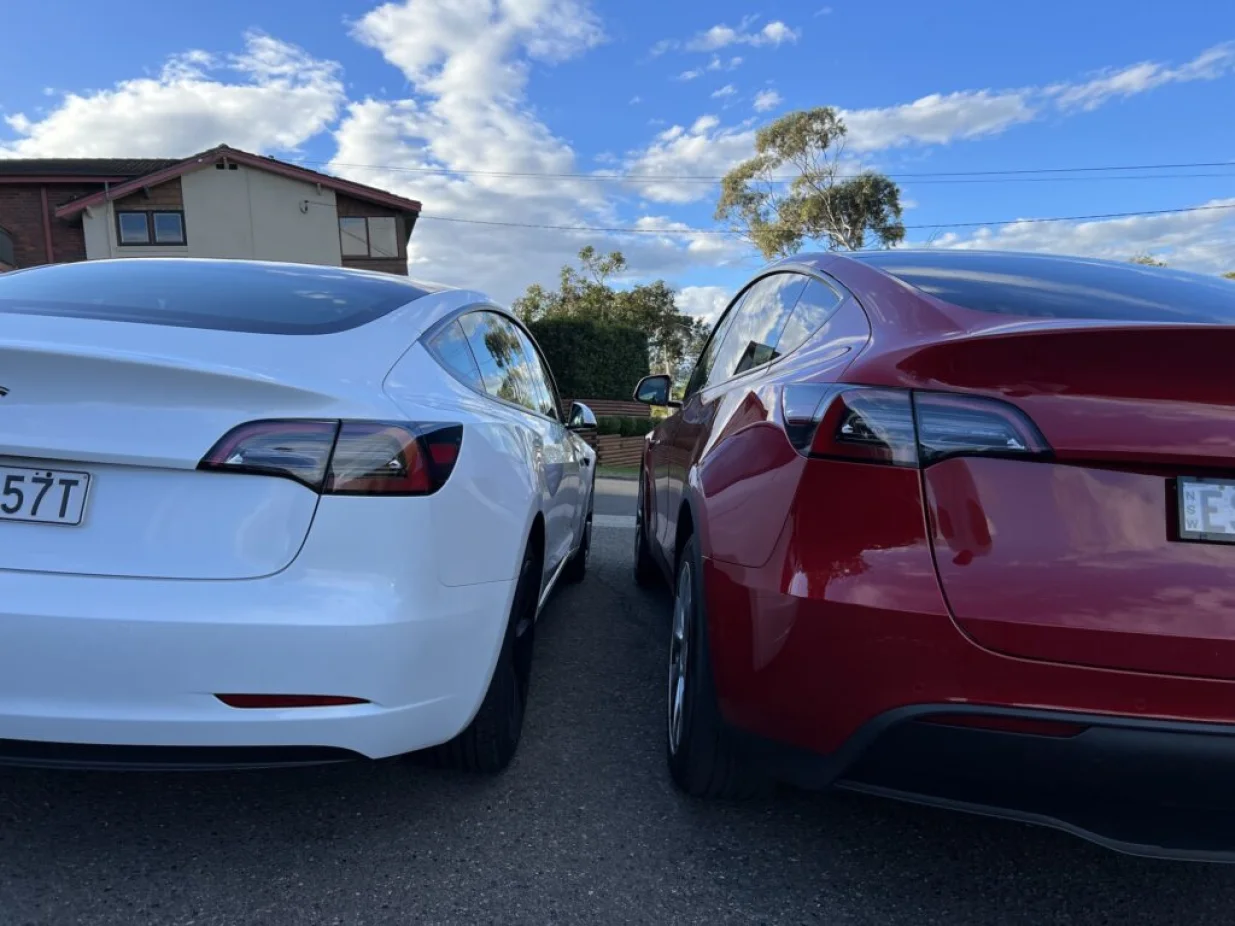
[
  {"xmin": 732, "ymin": 704, "xmax": 1235, "ymax": 862},
  {"xmin": 0, "ymin": 738, "xmax": 363, "ymax": 771}
]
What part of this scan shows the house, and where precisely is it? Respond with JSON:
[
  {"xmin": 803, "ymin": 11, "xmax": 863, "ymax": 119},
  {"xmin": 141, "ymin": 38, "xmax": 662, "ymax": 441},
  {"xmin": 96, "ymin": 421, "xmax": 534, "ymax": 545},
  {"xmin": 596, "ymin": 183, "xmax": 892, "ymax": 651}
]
[{"xmin": 0, "ymin": 145, "xmax": 422, "ymax": 275}]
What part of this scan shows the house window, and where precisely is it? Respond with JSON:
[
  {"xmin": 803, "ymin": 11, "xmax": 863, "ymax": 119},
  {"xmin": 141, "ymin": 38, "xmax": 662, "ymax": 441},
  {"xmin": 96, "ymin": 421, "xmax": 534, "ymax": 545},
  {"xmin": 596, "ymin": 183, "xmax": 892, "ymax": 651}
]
[
  {"xmin": 339, "ymin": 216, "xmax": 399, "ymax": 259},
  {"xmin": 117, "ymin": 210, "xmax": 186, "ymax": 246}
]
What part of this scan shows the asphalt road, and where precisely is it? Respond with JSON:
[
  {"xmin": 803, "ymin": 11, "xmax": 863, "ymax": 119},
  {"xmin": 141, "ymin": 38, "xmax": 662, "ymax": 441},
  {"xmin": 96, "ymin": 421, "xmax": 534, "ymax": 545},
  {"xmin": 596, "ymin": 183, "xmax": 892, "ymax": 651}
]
[{"xmin": 2, "ymin": 480, "xmax": 1235, "ymax": 925}]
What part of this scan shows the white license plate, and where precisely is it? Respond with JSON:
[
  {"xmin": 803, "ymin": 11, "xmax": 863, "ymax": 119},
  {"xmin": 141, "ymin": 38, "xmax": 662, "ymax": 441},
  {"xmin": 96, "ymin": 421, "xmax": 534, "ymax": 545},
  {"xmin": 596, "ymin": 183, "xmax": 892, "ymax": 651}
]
[
  {"xmin": 0, "ymin": 465, "xmax": 91, "ymax": 526},
  {"xmin": 1179, "ymin": 477, "xmax": 1235, "ymax": 544}
]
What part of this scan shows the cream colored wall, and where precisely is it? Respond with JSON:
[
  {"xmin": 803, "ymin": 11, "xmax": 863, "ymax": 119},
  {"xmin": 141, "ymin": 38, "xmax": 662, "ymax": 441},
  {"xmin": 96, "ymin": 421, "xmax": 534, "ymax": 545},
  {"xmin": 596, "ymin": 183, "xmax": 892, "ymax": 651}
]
[
  {"xmin": 242, "ymin": 168, "xmax": 341, "ymax": 264},
  {"xmin": 81, "ymin": 208, "xmax": 112, "ymax": 260},
  {"xmin": 83, "ymin": 165, "xmax": 343, "ymax": 265}
]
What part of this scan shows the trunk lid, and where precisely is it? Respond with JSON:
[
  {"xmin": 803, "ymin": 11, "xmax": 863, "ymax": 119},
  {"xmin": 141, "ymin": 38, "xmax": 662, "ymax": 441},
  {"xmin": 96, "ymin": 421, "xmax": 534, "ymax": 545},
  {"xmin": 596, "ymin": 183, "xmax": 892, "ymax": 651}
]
[
  {"xmin": 894, "ymin": 321, "xmax": 1235, "ymax": 468},
  {"xmin": 906, "ymin": 323, "xmax": 1235, "ymax": 679},
  {"xmin": 0, "ymin": 313, "xmax": 408, "ymax": 580}
]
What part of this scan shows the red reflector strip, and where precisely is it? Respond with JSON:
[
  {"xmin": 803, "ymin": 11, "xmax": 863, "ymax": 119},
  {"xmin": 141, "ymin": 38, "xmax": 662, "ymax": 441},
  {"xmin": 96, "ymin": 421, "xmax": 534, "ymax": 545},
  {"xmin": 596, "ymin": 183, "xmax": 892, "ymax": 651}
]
[
  {"xmin": 428, "ymin": 441, "xmax": 458, "ymax": 467},
  {"xmin": 216, "ymin": 694, "xmax": 369, "ymax": 709},
  {"xmin": 921, "ymin": 713, "xmax": 1087, "ymax": 738}
]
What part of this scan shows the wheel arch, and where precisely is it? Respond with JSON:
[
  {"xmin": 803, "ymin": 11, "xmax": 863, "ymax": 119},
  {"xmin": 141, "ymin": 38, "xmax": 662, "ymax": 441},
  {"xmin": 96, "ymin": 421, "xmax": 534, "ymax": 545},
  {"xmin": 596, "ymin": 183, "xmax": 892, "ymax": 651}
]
[{"xmin": 674, "ymin": 467, "xmax": 712, "ymax": 574}]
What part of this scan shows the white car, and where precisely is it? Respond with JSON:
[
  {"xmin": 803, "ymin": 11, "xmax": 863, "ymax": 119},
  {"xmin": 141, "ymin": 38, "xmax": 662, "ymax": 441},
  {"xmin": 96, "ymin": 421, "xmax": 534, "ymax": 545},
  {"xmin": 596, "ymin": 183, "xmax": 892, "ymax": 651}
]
[{"xmin": 0, "ymin": 258, "xmax": 597, "ymax": 771}]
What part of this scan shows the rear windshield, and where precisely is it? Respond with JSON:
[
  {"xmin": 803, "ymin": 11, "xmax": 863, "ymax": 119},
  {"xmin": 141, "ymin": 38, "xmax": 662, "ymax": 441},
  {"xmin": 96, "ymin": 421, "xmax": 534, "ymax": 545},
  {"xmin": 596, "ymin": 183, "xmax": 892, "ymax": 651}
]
[
  {"xmin": 857, "ymin": 251, "xmax": 1235, "ymax": 325},
  {"xmin": 0, "ymin": 259, "xmax": 434, "ymax": 334}
]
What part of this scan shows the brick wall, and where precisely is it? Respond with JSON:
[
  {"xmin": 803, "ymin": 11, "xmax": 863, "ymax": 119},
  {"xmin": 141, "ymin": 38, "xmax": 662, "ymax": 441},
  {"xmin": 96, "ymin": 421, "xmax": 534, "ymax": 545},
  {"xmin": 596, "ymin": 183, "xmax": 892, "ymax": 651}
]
[
  {"xmin": 45, "ymin": 186, "xmax": 92, "ymax": 264},
  {"xmin": 0, "ymin": 184, "xmax": 95, "ymax": 268},
  {"xmin": 0, "ymin": 187, "xmax": 45, "ymax": 267},
  {"xmin": 114, "ymin": 177, "xmax": 183, "ymax": 210}
]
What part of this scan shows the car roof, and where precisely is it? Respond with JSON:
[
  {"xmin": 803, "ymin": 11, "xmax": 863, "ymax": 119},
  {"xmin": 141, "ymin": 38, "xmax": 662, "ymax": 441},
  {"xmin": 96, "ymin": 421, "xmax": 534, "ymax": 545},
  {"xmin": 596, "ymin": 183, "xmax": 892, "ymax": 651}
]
[
  {"xmin": 6, "ymin": 257, "xmax": 449, "ymax": 294},
  {"xmin": 849, "ymin": 248, "xmax": 1216, "ymax": 281},
  {"xmin": 778, "ymin": 249, "xmax": 1235, "ymax": 327}
]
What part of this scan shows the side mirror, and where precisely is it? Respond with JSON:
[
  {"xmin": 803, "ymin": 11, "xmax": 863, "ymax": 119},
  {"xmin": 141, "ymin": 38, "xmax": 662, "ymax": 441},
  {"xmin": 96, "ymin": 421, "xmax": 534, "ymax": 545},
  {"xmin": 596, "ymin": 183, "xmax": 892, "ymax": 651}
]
[
  {"xmin": 567, "ymin": 401, "xmax": 598, "ymax": 432},
  {"xmin": 634, "ymin": 374, "xmax": 678, "ymax": 407}
]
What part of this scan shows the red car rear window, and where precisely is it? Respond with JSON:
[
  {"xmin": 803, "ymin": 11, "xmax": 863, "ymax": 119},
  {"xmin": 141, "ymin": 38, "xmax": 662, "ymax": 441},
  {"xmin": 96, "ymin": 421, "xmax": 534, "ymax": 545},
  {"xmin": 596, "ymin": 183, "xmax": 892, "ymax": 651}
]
[{"xmin": 858, "ymin": 251, "xmax": 1235, "ymax": 325}]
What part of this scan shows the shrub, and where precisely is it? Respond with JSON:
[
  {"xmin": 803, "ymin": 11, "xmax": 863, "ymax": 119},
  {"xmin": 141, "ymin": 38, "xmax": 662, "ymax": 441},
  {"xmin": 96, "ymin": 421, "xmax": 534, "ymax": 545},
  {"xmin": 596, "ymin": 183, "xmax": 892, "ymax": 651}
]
[{"xmin": 528, "ymin": 318, "xmax": 649, "ymax": 401}]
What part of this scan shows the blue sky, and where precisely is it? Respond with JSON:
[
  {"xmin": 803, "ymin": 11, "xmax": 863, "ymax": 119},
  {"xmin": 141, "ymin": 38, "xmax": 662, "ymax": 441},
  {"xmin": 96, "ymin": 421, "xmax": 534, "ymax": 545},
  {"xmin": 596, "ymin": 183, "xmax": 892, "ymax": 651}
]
[{"xmin": 2, "ymin": 0, "xmax": 1233, "ymax": 314}]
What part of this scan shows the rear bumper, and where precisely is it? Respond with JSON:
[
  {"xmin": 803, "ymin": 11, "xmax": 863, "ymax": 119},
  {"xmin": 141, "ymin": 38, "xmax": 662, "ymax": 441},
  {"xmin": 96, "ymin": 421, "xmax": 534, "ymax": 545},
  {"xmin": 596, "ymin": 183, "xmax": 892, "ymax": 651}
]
[
  {"xmin": 0, "ymin": 497, "xmax": 517, "ymax": 762},
  {"xmin": 700, "ymin": 454, "xmax": 1235, "ymax": 859}
]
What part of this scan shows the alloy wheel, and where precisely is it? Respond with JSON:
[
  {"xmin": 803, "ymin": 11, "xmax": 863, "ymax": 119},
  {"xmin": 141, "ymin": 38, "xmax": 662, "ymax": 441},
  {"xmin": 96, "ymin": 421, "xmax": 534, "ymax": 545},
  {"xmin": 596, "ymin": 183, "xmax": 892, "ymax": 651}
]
[{"xmin": 668, "ymin": 560, "xmax": 692, "ymax": 755}]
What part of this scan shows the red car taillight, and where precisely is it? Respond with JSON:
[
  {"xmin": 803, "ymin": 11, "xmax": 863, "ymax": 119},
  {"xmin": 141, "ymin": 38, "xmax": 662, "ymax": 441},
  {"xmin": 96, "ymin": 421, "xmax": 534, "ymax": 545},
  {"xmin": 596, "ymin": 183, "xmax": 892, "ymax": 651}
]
[
  {"xmin": 198, "ymin": 419, "xmax": 463, "ymax": 495},
  {"xmin": 781, "ymin": 385, "xmax": 1049, "ymax": 467}
]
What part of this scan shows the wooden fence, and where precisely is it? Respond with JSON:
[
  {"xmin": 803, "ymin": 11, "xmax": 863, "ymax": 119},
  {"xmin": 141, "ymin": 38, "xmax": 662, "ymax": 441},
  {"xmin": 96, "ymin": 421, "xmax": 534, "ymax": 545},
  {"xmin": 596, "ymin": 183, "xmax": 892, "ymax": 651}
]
[
  {"xmin": 581, "ymin": 433, "xmax": 645, "ymax": 468},
  {"xmin": 565, "ymin": 398, "xmax": 650, "ymax": 418}
]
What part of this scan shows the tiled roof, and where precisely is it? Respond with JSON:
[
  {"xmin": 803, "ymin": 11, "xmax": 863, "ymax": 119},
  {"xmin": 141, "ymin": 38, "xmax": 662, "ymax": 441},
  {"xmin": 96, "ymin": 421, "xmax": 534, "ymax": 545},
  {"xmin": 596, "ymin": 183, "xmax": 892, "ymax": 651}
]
[
  {"xmin": 0, "ymin": 158, "xmax": 180, "ymax": 178},
  {"xmin": 54, "ymin": 146, "xmax": 422, "ymax": 218}
]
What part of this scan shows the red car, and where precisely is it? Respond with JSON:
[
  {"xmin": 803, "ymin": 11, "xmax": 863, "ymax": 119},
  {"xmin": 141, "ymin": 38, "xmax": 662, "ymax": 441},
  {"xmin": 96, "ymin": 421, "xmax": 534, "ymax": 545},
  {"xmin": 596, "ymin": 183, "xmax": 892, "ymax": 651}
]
[{"xmin": 632, "ymin": 249, "xmax": 1235, "ymax": 860}]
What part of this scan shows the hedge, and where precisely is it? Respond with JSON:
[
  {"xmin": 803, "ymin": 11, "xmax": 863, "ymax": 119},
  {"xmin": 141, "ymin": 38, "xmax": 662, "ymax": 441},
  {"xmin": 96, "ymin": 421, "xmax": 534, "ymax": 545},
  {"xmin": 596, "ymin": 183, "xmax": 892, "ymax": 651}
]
[
  {"xmin": 596, "ymin": 416, "xmax": 657, "ymax": 437},
  {"xmin": 528, "ymin": 318, "xmax": 649, "ymax": 401}
]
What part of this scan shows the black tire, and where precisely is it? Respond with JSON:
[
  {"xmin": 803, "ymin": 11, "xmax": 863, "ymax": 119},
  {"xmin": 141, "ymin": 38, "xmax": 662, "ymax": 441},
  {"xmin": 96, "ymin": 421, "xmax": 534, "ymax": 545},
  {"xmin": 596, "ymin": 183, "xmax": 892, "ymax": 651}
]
[
  {"xmin": 666, "ymin": 534, "xmax": 763, "ymax": 798},
  {"xmin": 634, "ymin": 470, "xmax": 660, "ymax": 588},
  {"xmin": 562, "ymin": 496, "xmax": 592, "ymax": 584},
  {"xmin": 431, "ymin": 540, "xmax": 539, "ymax": 774}
]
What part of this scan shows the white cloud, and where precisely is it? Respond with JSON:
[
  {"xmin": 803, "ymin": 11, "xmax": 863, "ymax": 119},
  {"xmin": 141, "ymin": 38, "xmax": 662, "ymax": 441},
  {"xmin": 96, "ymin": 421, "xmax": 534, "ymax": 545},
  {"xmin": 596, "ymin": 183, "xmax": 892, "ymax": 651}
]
[
  {"xmin": 927, "ymin": 198, "xmax": 1235, "ymax": 274},
  {"xmin": 623, "ymin": 115, "xmax": 756, "ymax": 204},
  {"xmin": 706, "ymin": 55, "xmax": 745, "ymax": 72},
  {"xmin": 620, "ymin": 40, "xmax": 1235, "ymax": 212},
  {"xmin": 753, "ymin": 89, "xmax": 782, "ymax": 112},
  {"xmin": 841, "ymin": 90, "xmax": 1036, "ymax": 151},
  {"xmin": 335, "ymin": 0, "xmax": 740, "ymax": 302},
  {"xmin": 0, "ymin": 33, "xmax": 343, "ymax": 157},
  {"xmin": 758, "ymin": 22, "xmax": 799, "ymax": 45},
  {"xmin": 684, "ymin": 20, "xmax": 800, "ymax": 52},
  {"xmin": 676, "ymin": 285, "xmax": 733, "ymax": 321},
  {"xmin": 677, "ymin": 68, "xmax": 703, "ymax": 81},
  {"xmin": 649, "ymin": 38, "xmax": 678, "ymax": 57},
  {"xmin": 836, "ymin": 44, "xmax": 1235, "ymax": 152},
  {"xmin": 629, "ymin": 95, "xmax": 642, "ymax": 104},
  {"xmin": 633, "ymin": 216, "xmax": 743, "ymax": 259},
  {"xmin": 350, "ymin": 0, "xmax": 604, "ymax": 100},
  {"xmin": 1051, "ymin": 42, "xmax": 1235, "ymax": 111},
  {"xmin": 815, "ymin": 6, "xmax": 833, "ymax": 15},
  {"xmin": 712, "ymin": 84, "xmax": 737, "ymax": 99}
]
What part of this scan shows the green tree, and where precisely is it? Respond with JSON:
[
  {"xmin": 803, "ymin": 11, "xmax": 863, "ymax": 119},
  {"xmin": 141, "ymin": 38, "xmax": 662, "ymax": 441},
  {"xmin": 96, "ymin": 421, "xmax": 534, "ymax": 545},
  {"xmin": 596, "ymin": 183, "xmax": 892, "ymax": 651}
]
[
  {"xmin": 514, "ymin": 247, "xmax": 709, "ymax": 376},
  {"xmin": 715, "ymin": 107, "xmax": 905, "ymax": 259},
  {"xmin": 1223, "ymin": 271, "xmax": 1235, "ymax": 281},
  {"xmin": 1130, "ymin": 254, "xmax": 1167, "ymax": 267}
]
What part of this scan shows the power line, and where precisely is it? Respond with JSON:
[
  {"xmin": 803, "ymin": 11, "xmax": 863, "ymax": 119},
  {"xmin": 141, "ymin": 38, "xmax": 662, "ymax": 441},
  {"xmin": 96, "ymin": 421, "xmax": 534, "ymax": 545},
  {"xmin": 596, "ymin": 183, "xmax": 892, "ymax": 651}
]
[
  {"xmin": 905, "ymin": 203, "xmax": 1235, "ymax": 230},
  {"xmin": 305, "ymin": 157, "xmax": 1235, "ymax": 185},
  {"xmin": 415, "ymin": 202, "xmax": 1235, "ymax": 236}
]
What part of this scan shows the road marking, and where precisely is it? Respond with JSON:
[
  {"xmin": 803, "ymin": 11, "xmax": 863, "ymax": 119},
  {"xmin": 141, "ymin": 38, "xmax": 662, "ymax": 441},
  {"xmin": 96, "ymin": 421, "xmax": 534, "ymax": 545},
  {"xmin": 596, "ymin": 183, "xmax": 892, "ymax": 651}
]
[{"xmin": 594, "ymin": 514, "xmax": 636, "ymax": 529}]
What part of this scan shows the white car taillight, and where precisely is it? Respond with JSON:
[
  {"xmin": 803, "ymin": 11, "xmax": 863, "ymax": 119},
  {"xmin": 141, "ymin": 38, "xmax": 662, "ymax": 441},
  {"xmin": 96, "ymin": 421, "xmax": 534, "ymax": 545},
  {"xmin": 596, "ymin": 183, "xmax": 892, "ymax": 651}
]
[{"xmin": 198, "ymin": 419, "xmax": 463, "ymax": 495}]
